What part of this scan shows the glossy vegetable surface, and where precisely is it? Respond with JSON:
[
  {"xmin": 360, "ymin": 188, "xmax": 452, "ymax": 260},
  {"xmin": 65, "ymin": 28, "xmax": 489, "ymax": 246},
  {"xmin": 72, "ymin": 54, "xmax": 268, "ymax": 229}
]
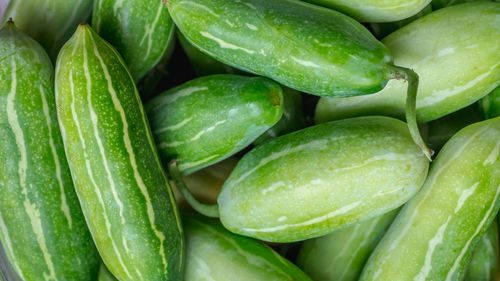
[
  {"xmin": 218, "ymin": 116, "xmax": 429, "ymax": 242},
  {"xmin": 146, "ymin": 74, "xmax": 283, "ymax": 175},
  {"xmin": 301, "ymin": 0, "xmax": 431, "ymax": 22},
  {"xmin": 183, "ymin": 215, "xmax": 312, "ymax": 281},
  {"xmin": 297, "ymin": 209, "xmax": 399, "ymax": 281},
  {"xmin": 168, "ymin": 0, "xmax": 431, "ymax": 159},
  {"xmin": 92, "ymin": 0, "xmax": 176, "ymax": 82},
  {"xmin": 2, "ymin": 0, "xmax": 92, "ymax": 60},
  {"xmin": 0, "ymin": 21, "xmax": 99, "ymax": 281},
  {"xmin": 465, "ymin": 221, "xmax": 499, "ymax": 281},
  {"xmin": 315, "ymin": 2, "xmax": 500, "ymax": 124},
  {"xmin": 178, "ymin": 31, "xmax": 238, "ymax": 76},
  {"xmin": 55, "ymin": 25, "xmax": 183, "ymax": 281},
  {"xmin": 479, "ymin": 86, "xmax": 500, "ymax": 119},
  {"xmin": 360, "ymin": 117, "xmax": 500, "ymax": 281}
]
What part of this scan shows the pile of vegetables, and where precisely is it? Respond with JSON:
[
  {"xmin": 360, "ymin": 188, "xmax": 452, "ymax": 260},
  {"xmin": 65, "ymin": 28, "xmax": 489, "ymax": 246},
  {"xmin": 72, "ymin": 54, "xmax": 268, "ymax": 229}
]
[{"xmin": 0, "ymin": 0, "xmax": 499, "ymax": 280}]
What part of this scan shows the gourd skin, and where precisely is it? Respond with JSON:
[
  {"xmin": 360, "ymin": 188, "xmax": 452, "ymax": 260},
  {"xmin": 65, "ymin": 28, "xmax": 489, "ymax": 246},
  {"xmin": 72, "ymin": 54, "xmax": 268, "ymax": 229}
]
[
  {"xmin": 301, "ymin": 0, "xmax": 431, "ymax": 22},
  {"xmin": 297, "ymin": 209, "xmax": 399, "ymax": 281},
  {"xmin": 146, "ymin": 75, "xmax": 283, "ymax": 175},
  {"xmin": 0, "ymin": 22, "xmax": 99, "ymax": 281},
  {"xmin": 92, "ymin": 0, "xmax": 176, "ymax": 82},
  {"xmin": 360, "ymin": 117, "xmax": 500, "ymax": 281},
  {"xmin": 315, "ymin": 2, "xmax": 500, "ymax": 124},
  {"xmin": 2, "ymin": 0, "xmax": 93, "ymax": 60},
  {"xmin": 55, "ymin": 25, "xmax": 183, "ymax": 281},
  {"xmin": 218, "ymin": 116, "xmax": 429, "ymax": 242},
  {"xmin": 167, "ymin": 0, "xmax": 393, "ymax": 98},
  {"xmin": 465, "ymin": 221, "xmax": 499, "ymax": 281},
  {"xmin": 183, "ymin": 215, "xmax": 312, "ymax": 281}
]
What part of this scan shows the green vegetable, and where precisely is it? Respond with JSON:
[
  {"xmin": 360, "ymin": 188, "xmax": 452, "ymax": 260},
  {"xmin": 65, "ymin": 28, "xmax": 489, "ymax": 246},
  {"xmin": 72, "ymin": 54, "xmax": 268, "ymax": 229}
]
[
  {"xmin": 426, "ymin": 104, "xmax": 483, "ymax": 151},
  {"xmin": 2, "ymin": 0, "xmax": 92, "ymax": 60},
  {"xmin": 173, "ymin": 116, "xmax": 428, "ymax": 242},
  {"xmin": 168, "ymin": 0, "xmax": 432, "ymax": 159},
  {"xmin": 360, "ymin": 117, "xmax": 500, "ymax": 281},
  {"xmin": 432, "ymin": 0, "xmax": 491, "ymax": 10},
  {"xmin": 369, "ymin": 4, "xmax": 432, "ymax": 39},
  {"xmin": 300, "ymin": 0, "xmax": 431, "ymax": 22},
  {"xmin": 0, "ymin": 242, "xmax": 21, "ymax": 281},
  {"xmin": 0, "ymin": 21, "xmax": 99, "ymax": 280},
  {"xmin": 98, "ymin": 264, "xmax": 118, "ymax": 281},
  {"xmin": 178, "ymin": 31, "xmax": 239, "ymax": 76},
  {"xmin": 297, "ymin": 209, "xmax": 399, "ymax": 281},
  {"xmin": 465, "ymin": 221, "xmax": 499, "ymax": 281},
  {"xmin": 479, "ymin": 86, "xmax": 500, "ymax": 119},
  {"xmin": 92, "ymin": 0, "xmax": 176, "ymax": 82},
  {"xmin": 146, "ymin": 74, "xmax": 283, "ymax": 175},
  {"xmin": 183, "ymin": 214, "xmax": 312, "ymax": 281},
  {"xmin": 55, "ymin": 24, "xmax": 183, "ymax": 281},
  {"xmin": 254, "ymin": 87, "xmax": 306, "ymax": 145},
  {"xmin": 315, "ymin": 2, "xmax": 500, "ymax": 124}
]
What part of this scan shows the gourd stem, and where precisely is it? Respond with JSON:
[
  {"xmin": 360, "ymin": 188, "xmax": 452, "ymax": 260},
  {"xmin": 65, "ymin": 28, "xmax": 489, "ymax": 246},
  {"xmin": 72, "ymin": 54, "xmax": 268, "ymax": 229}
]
[
  {"xmin": 389, "ymin": 65, "xmax": 434, "ymax": 161},
  {"xmin": 168, "ymin": 160, "xmax": 220, "ymax": 218}
]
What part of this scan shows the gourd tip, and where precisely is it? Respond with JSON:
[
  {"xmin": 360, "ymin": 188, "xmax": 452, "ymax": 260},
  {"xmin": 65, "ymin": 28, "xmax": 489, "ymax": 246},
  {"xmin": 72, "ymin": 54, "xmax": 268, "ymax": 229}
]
[{"xmin": 7, "ymin": 17, "xmax": 13, "ymax": 24}]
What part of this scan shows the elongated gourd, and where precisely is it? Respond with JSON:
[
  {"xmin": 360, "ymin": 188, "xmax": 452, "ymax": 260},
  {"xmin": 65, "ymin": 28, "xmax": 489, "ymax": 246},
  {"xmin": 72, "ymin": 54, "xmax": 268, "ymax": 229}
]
[
  {"xmin": 212, "ymin": 116, "xmax": 428, "ymax": 242},
  {"xmin": 465, "ymin": 221, "xmax": 499, "ymax": 281},
  {"xmin": 479, "ymin": 86, "xmax": 500, "ymax": 119},
  {"xmin": 55, "ymin": 24, "xmax": 183, "ymax": 281},
  {"xmin": 301, "ymin": 0, "xmax": 431, "ymax": 22},
  {"xmin": 369, "ymin": 4, "xmax": 432, "ymax": 39},
  {"xmin": 360, "ymin": 117, "xmax": 500, "ymax": 281},
  {"xmin": 183, "ymin": 215, "xmax": 312, "ymax": 281},
  {"xmin": 98, "ymin": 264, "xmax": 118, "ymax": 281},
  {"xmin": 178, "ymin": 32, "xmax": 238, "ymax": 76},
  {"xmin": 146, "ymin": 74, "xmax": 283, "ymax": 175},
  {"xmin": 297, "ymin": 209, "xmax": 399, "ymax": 281},
  {"xmin": 2, "ymin": 0, "xmax": 92, "ymax": 60},
  {"xmin": 432, "ymin": 0, "xmax": 491, "ymax": 9},
  {"xmin": 167, "ymin": 0, "xmax": 432, "ymax": 158},
  {"xmin": 92, "ymin": 0, "xmax": 176, "ymax": 82},
  {"xmin": 0, "ymin": 21, "xmax": 99, "ymax": 280},
  {"xmin": 315, "ymin": 2, "xmax": 500, "ymax": 124}
]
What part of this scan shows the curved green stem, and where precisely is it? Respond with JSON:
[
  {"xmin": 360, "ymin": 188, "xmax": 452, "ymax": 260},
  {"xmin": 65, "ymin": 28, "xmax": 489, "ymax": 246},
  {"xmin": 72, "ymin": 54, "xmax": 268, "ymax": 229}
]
[
  {"xmin": 389, "ymin": 65, "xmax": 434, "ymax": 161},
  {"xmin": 168, "ymin": 160, "xmax": 220, "ymax": 218}
]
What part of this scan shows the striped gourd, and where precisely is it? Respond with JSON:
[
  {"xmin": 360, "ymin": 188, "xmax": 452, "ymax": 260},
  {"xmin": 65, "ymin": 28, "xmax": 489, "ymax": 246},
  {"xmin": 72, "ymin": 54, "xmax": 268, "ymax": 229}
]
[
  {"xmin": 98, "ymin": 264, "xmax": 118, "ymax": 281},
  {"xmin": 360, "ymin": 117, "xmax": 500, "ymax": 281},
  {"xmin": 300, "ymin": 0, "xmax": 431, "ymax": 22},
  {"xmin": 183, "ymin": 215, "xmax": 312, "ymax": 281},
  {"xmin": 177, "ymin": 31, "xmax": 239, "ymax": 76},
  {"xmin": 479, "ymin": 85, "xmax": 500, "ymax": 119},
  {"xmin": 92, "ymin": 0, "xmax": 176, "ymax": 82},
  {"xmin": 217, "ymin": 116, "xmax": 429, "ymax": 242},
  {"xmin": 2, "ymin": 0, "xmax": 92, "ymax": 61},
  {"xmin": 55, "ymin": 24, "xmax": 183, "ymax": 281},
  {"xmin": 0, "ymin": 21, "xmax": 99, "ymax": 280},
  {"xmin": 146, "ymin": 74, "xmax": 283, "ymax": 175},
  {"xmin": 432, "ymin": 0, "xmax": 492, "ymax": 9},
  {"xmin": 465, "ymin": 220, "xmax": 499, "ymax": 281},
  {"xmin": 297, "ymin": 209, "xmax": 400, "ymax": 281},
  {"xmin": 315, "ymin": 2, "xmax": 500, "ymax": 124}
]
